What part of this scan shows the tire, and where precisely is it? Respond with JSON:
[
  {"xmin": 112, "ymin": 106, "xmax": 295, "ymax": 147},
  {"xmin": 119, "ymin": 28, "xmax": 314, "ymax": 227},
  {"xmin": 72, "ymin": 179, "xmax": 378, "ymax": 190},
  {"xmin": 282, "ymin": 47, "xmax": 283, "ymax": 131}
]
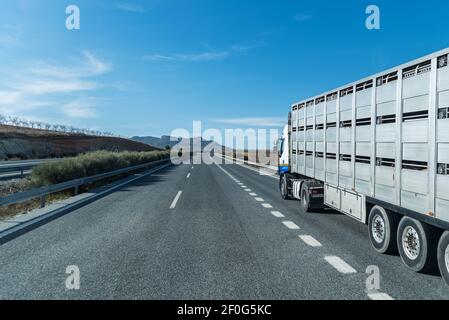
[
  {"xmin": 300, "ymin": 184, "xmax": 311, "ymax": 213},
  {"xmin": 368, "ymin": 206, "xmax": 398, "ymax": 254},
  {"xmin": 437, "ymin": 231, "xmax": 449, "ymax": 287},
  {"xmin": 397, "ymin": 217, "xmax": 438, "ymax": 273},
  {"xmin": 279, "ymin": 175, "xmax": 291, "ymax": 200}
]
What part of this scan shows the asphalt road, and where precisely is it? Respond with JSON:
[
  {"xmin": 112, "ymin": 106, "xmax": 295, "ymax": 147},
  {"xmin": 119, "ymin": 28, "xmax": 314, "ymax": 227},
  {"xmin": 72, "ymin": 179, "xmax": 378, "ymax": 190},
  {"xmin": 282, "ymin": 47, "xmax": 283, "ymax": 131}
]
[{"xmin": 0, "ymin": 161, "xmax": 449, "ymax": 299}]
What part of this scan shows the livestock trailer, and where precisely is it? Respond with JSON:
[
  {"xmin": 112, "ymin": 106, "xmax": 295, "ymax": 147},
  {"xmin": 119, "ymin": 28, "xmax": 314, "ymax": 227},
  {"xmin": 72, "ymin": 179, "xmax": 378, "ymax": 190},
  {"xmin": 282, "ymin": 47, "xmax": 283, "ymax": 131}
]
[{"xmin": 277, "ymin": 47, "xmax": 449, "ymax": 286}]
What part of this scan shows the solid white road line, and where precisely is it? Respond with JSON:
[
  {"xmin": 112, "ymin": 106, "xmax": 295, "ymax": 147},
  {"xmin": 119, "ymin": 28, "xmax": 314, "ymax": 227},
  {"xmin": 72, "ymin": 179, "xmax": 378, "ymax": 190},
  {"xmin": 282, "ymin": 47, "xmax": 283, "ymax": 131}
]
[
  {"xmin": 249, "ymin": 193, "xmax": 258, "ymax": 196},
  {"xmin": 271, "ymin": 211, "xmax": 285, "ymax": 218},
  {"xmin": 262, "ymin": 203, "xmax": 273, "ymax": 208},
  {"xmin": 367, "ymin": 292, "xmax": 394, "ymax": 301},
  {"xmin": 299, "ymin": 235, "xmax": 323, "ymax": 248},
  {"xmin": 282, "ymin": 221, "xmax": 300, "ymax": 230},
  {"xmin": 170, "ymin": 191, "xmax": 183, "ymax": 209},
  {"xmin": 324, "ymin": 256, "xmax": 357, "ymax": 274},
  {"xmin": 255, "ymin": 197, "xmax": 264, "ymax": 202}
]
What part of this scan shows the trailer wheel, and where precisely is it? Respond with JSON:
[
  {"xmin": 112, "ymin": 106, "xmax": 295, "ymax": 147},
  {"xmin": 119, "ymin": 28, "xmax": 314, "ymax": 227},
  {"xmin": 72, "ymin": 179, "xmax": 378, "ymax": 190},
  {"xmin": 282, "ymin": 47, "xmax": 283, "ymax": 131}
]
[
  {"xmin": 397, "ymin": 217, "xmax": 438, "ymax": 273},
  {"xmin": 437, "ymin": 231, "xmax": 449, "ymax": 286},
  {"xmin": 368, "ymin": 206, "xmax": 398, "ymax": 254},
  {"xmin": 279, "ymin": 175, "xmax": 291, "ymax": 200},
  {"xmin": 300, "ymin": 183, "xmax": 311, "ymax": 213}
]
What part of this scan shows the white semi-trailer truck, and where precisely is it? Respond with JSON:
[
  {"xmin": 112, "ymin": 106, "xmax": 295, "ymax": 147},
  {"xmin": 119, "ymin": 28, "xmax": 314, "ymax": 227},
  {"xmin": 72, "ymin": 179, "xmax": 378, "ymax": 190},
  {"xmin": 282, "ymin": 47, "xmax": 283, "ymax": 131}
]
[{"xmin": 277, "ymin": 47, "xmax": 449, "ymax": 286}]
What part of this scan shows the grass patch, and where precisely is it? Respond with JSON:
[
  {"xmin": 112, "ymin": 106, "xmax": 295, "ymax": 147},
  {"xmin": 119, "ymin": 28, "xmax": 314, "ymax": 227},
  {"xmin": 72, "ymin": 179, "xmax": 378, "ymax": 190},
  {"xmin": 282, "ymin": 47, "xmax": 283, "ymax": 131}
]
[
  {"xmin": 0, "ymin": 150, "xmax": 170, "ymax": 221},
  {"xmin": 30, "ymin": 150, "xmax": 170, "ymax": 187}
]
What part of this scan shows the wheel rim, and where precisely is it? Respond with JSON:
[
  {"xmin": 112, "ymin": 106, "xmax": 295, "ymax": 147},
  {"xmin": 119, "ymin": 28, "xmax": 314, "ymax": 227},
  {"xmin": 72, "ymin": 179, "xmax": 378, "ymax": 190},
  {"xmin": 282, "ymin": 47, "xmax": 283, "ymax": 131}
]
[
  {"xmin": 302, "ymin": 191, "xmax": 307, "ymax": 207},
  {"xmin": 445, "ymin": 244, "xmax": 449, "ymax": 273},
  {"xmin": 281, "ymin": 180, "xmax": 286, "ymax": 197},
  {"xmin": 372, "ymin": 214, "xmax": 385, "ymax": 244},
  {"xmin": 402, "ymin": 226, "xmax": 420, "ymax": 261}
]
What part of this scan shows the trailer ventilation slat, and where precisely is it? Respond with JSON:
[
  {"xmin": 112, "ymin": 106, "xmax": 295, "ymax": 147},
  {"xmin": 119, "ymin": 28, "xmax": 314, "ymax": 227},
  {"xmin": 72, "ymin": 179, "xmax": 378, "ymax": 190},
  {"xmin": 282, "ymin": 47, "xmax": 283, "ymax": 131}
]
[
  {"xmin": 376, "ymin": 114, "xmax": 396, "ymax": 125},
  {"xmin": 316, "ymin": 124, "xmax": 325, "ymax": 130},
  {"xmin": 299, "ymin": 126, "xmax": 305, "ymax": 132},
  {"xmin": 339, "ymin": 154, "xmax": 352, "ymax": 162},
  {"xmin": 402, "ymin": 160, "xmax": 428, "ymax": 171},
  {"xmin": 326, "ymin": 153, "xmax": 337, "ymax": 160},
  {"xmin": 437, "ymin": 163, "xmax": 449, "ymax": 175},
  {"xmin": 326, "ymin": 92, "xmax": 338, "ymax": 102},
  {"xmin": 315, "ymin": 96, "xmax": 325, "ymax": 104},
  {"xmin": 299, "ymin": 150, "xmax": 305, "ymax": 155},
  {"xmin": 292, "ymin": 127, "xmax": 297, "ymax": 132},
  {"xmin": 306, "ymin": 151, "xmax": 314, "ymax": 156},
  {"xmin": 356, "ymin": 117, "xmax": 372, "ymax": 127},
  {"xmin": 306, "ymin": 125, "xmax": 314, "ymax": 131},
  {"xmin": 438, "ymin": 107, "xmax": 449, "ymax": 120},
  {"xmin": 326, "ymin": 122, "xmax": 337, "ymax": 128},
  {"xmin": 340, "ymin": 120, "xmax": 353, "ymax": 128},
  {"xmin": 340, "ymin": 86, "xmax": 354, "ymax": 98},
  {"xmin": 376, "ymin": 71, "xmax": 398, "ymax": 87},
  {"xmin": 376, "ymin": 157, "xmax": 395, "ymax": 168},
  {"xmin": 298, "ymin": 103, "xmax": 305, "ymax": 110},
  {"xmin": 355, "ymin": 155, "xmax": 371, "ymax": 164},
  {"xmin": 292, "ymin": 149, "xmax": 297, "ymax": 155},
  {"xmin": 403, "ymin": 60, "xmax": 432, "ymax": 79},
  {"xmin": 306, "ymin": 100, "xmax": 314, "ymax": 107},
  {"xmin": 315, "ymin": 152, "xmax": 324, "ymax": 158},
  {"xmin": 356, "ymin": 80, "xmax": 373, "ymax": 92},
  {"xmin": 403, "ymin": 110, "xmax": 429, "ymax": 122},
  {"xmin": 438, "ymin": 55, "xmax": 448, "ymax": 69}
]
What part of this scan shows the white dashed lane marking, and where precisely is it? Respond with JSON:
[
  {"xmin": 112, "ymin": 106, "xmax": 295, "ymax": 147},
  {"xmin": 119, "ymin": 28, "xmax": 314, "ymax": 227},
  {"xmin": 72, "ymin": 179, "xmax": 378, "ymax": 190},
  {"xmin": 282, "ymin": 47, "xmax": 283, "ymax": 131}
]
[
  {"xmin": 249, "ymin": 193, "xmax": 258, "ymax": 196},
  {"xmin": 324, "ymin": 256, "xmax": 357, "ymax": 274},
  {"xmin": 271, "ymin": 211, "xmax": 285, "ymax": 218},
  {"xmin": 187, "ymin": 173, "xmax": 191, "ymax": 179},
  {"xmin": 282, "ymin": 221, "xmax": 300, "ymax": 230},
  {"xmin": 299, "ymin": 235, "xmax": 322, "ymax": 248},
  {"xmin": 245, "ymin": 189, "xmax": 252, "ymax": 192},
  {"xmin": 367, "ymin": 292, "xmax": 394, "ymax": 300},
  {"xmin": 255, "ymin": 198, "xmax": 264, "ymax": 202},
  {"xmin": 262, "ymin": 203, "xmax": 273, "ymax": 208},
  {"xmin": 169, "ymin": 191, "xmax": 183, "ymax": 209}
]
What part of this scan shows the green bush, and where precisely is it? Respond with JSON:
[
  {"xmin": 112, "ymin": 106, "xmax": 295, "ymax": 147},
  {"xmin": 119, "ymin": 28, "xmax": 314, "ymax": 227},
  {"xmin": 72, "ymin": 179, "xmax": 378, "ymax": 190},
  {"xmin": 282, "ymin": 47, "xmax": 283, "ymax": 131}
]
[{"xmin": 31, "ymin": 150, "xmax": 170, "ymax": 187}]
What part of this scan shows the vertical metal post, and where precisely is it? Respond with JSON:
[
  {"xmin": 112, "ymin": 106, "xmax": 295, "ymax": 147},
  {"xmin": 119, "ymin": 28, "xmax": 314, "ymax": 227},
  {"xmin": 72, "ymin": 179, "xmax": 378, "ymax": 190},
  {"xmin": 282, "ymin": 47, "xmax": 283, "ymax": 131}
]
[
  {"xmin": 40, "ymin": 195, "xmax": 46, "ymax": 208},
  {"xmin": 371, "ymin": 78, "xmax": 377, "ymax": 198},
  {"xmin": 395, "ymin": 69, "xmax": 404, "ymax": 207},
  {"xmin": 351, "ymin": 86, "xmax": 357, "ymax": 191},
  {"xmin": 429, "ymin": 58, "xmax": 438, "ymax": 215}
]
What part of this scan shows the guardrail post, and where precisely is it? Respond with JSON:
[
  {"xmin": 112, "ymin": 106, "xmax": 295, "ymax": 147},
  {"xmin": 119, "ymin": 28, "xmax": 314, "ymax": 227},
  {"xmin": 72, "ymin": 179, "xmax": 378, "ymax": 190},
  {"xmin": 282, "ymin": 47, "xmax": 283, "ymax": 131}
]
[
  {"xmin": 20, "ymin": 168, "xmax": 24, "ymax": 178},
  {"xmin": 74, "ymin": 185, "xmax": 79, "ymax": 196},
  {"xmin": 40, "ymin": 195, "xmax": 46, "ymax": 208}
]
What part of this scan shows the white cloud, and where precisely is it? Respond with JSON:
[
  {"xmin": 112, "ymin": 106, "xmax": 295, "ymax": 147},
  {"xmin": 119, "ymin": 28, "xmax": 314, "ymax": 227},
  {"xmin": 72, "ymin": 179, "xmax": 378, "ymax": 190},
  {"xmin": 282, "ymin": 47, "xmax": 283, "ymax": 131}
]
[
  {"xmin": 0, "ymin": 52, "xmax": 112, "ymax": 119},
  {"xmin": 294, "ymin": 13, "xmax": 313, "ymax": 22},
  {"xmin": 0, "ymin": 24, "xmax": 23, "ymax": 47},
  {"xmin": 143, "ymin": 42, "xmax": 262, "ymax": 63},
  {"xmin": 61, "ymin": 102, "xmax": 98, "ymax": 119},
  {"xmin": 214, "ymin": 117, "xmax": 285, "ymax": 127},
  {"xmin": 143, "ymin": 51, "xmax": 230, "ymax": 62},
  {"xmin": 116, "ymin": 2, "xmax": 146, "ymax": 13}
]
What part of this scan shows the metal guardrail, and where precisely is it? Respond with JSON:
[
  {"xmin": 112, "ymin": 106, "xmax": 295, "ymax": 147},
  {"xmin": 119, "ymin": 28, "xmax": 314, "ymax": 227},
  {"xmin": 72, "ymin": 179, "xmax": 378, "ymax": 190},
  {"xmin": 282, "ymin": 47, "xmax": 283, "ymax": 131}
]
[
  {"xmin": 0, "ymin": 158, "xmax": 171, "ymax": 208},
  {"xmin": 221, "ymin": 155, "xmax": 278, "ymax": 171},
  {"xmin": 0, "ymin": 159, "xmax": 58, "ymax": 178}
]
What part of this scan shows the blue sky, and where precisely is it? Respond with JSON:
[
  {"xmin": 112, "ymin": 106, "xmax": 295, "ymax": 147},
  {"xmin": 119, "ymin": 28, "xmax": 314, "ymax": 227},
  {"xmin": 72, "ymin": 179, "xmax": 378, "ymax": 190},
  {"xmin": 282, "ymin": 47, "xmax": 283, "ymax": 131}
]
[{"xmin": 0, "ymin": 0, "xmax": 449, "ymax": 138}]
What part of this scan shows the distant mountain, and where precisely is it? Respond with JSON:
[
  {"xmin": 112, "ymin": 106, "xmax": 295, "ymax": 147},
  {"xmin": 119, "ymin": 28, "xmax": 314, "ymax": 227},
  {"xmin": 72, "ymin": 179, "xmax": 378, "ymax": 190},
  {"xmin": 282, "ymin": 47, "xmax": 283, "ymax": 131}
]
[{"xmin": 131, "ymin": 135, "xmax": 216, "ymax": 150}]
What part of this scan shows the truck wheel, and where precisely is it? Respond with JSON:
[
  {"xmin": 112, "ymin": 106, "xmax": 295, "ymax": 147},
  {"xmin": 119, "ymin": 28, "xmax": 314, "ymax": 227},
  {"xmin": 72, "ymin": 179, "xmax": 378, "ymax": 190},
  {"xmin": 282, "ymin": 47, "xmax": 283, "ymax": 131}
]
[
  {"xmin": 300, "ymin": 184, "xmax": 311, "ymax": 213},
  {"xmin": 437, "ymin": 231, "xmax": 449, "ymax": 286},
  {"xmin": 279, "ymin": 175, "xmax": 291, "ymax": 200},
  {"xmin": 368, "ymin": 206, "xmax": 398, "ymax": 254},
  {"xmin": 397, "ymin": 217, "xmax": 438, "ymax": 273}
]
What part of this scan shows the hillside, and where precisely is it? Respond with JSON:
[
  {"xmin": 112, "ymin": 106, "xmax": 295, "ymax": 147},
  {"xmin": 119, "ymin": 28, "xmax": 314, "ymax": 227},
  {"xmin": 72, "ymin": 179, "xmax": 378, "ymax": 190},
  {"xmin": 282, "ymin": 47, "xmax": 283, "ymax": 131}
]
[
  {"xmin": 132, "ymin": 135, "xmax": 214, "ymax": 149},
  {"xmin": 0, "ymin": 125, "xmax": 159, "ymax": 160}
]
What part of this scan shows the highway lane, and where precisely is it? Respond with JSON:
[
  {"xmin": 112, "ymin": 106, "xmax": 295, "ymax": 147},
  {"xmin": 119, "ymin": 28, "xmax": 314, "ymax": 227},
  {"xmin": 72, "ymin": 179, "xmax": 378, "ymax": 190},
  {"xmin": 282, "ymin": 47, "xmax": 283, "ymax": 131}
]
[
  {"xmin": 222, "ymin": 161, "xmax": 449, "ymax": 299},
  {"xmin": 0, "ymin": 162, "xmax": 448, "ymax": 299}
]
